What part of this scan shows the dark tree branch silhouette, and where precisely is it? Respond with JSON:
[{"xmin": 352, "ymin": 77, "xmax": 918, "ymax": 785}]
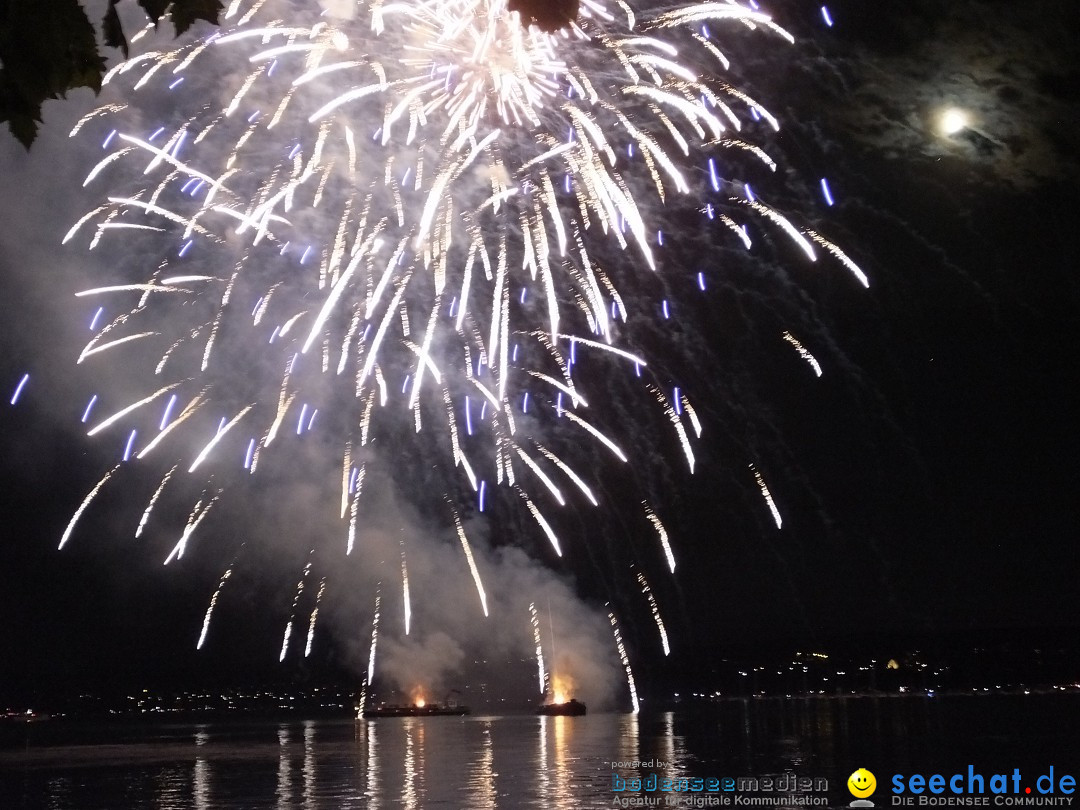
[{"xmin": 0, "ymin": 0, "xmax": 221, "ymax": 147}]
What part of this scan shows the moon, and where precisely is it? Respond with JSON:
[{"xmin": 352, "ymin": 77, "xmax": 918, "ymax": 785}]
[{"xmin": 938, "ymin": 107, "xmax": 969, "ymax": 137}]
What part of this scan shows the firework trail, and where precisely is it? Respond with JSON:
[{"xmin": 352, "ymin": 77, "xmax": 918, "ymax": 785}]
[
  {"xmin": 647, "ymin": 383, "xmax": 695, "ymax": 473},
  {"xmin": 400, "ymin": 540, "xmax": 411, "ymax": 636},
  {"xmin": 57, "ymin": 0, "xmax": 865, "ymax": 687},
  {"xmin": 643, "ymin": 502, "xmax": 675, "ymax": 573},
  {"xmin": 806, "ymin": 230, "xmax": 869, "ymax": 288},
  {"xmin": 135, "ymin": 463, "xmax": 178, "ymax": 538},
  {"xmin": 608, "ymin": 609, "xmax": 639, "ymax": 713},
  {"xmin": 279, "ymin": 550, "xmax": 315, "ymax": 661},
  {"xmin": 750, "ymin": 462, "xmax": 782, "ymax": 529},
  {"xmin": 346, "ymin": 466, "xmax": 364, "ymax": 554},
  {"xmin": 367, "ymin": 587, "xmax": 382, "ymax": 686},
  {"xmin": 636, "ymin": 570, "xmax": 669, "ymax": 656},
  {"xmin": 164, "ymin": 487, "xmax": 222, "ymax": 564},
  {"xmin": 450, "ymin": 503, "xmax": 489, "ymax": 616},
  {"xmin": 782, "ymin": 330, "xmax": 822, "ymax": 377},
  {"xmin": 529, "ymin": 601, "xmax": 546, "ymax": 694},
  {"xmin": 197, "ymin": 548, "xmax": 243, "ymax": 649},
  {"xmin": 59, "ymin": 464, "xmax": 120, "ymax": 550},
  {"xmin": 305, "ymin": 576, "xmax": 328, "ymax": 657},
  {"xmin": 678, "ymin": 392, "xmax": 703, "ymax": 439},
  {"xmin": 9, "ymin": 373, "xmax": 29, "ymax": 405}
]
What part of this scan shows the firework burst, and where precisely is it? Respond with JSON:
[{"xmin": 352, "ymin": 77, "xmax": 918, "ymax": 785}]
[{"xmin": 58, "ymin": 0, "xmax": 865, "ymax": 701}]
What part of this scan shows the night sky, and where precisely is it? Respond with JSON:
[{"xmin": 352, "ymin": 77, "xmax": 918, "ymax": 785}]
[{"xmin": 0, "ymin": 0, "xmax": 1078, "ymax": 704}]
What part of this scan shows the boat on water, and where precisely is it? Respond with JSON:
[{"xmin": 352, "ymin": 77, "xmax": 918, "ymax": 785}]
[
  {"xmin": 536, "ymin": 698, "xmax": 587, "ymax": 716},
  {"xmin": 361, "ymin": 702, "xmax": 470, "ymax": 718}
]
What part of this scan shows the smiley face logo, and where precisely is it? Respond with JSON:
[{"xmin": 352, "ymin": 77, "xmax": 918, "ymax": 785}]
[{"xmin": 848, "ymin": 768, "xmax": 877, "ymax": 798}]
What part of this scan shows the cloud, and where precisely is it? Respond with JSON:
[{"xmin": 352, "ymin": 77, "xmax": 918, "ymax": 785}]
[{"xmin": 824, "ymin": 0, "xmax": 1080, "ymax": 189}]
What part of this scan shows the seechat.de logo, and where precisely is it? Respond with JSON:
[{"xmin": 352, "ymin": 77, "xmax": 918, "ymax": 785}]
[
  {"xmin": 849, "ymin": 769, "xmax": 878, "ymax": 807},
  {"xmin": 850, "ymin": 769, "xmax": 878, "ymax": 798}
]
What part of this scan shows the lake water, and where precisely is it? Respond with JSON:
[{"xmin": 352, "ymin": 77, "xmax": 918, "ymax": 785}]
[{"xmin": 2, "ymin": 695, "xmax": 1078, "ymax": 809}]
